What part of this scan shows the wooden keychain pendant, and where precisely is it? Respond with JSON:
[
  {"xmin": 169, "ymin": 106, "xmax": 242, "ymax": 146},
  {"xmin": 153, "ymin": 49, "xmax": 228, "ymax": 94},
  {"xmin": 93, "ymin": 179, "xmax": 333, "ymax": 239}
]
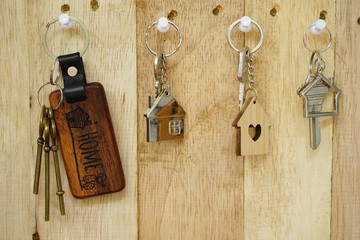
[
  {"xmin": 232, "ymin": 97, "xmax": 270, "ymax": 156},
  {"xmin": 49, "ymin": 53, "xmax": 125, "ymax": 198}
]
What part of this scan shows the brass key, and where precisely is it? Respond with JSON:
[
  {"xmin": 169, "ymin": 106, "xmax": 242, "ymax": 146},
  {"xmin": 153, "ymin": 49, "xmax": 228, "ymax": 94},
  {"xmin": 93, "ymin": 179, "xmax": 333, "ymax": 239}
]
[
  {"xmin": 43, "ymin": 115, "xmax": 50, "ymax": 221},
  {"xmin": 33, "ymin": 106, "xmax": 47, "ymax": 194},
  {"xmin": 48, "ymin": 107, "xmax": 65, "ymax": 215}
]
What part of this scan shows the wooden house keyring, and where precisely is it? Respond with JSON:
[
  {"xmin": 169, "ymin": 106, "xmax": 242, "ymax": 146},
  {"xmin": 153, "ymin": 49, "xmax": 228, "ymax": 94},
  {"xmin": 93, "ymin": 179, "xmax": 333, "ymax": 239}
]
[
  {"xmin": 227, "ymin": 16, "xmax": 269, "ymax": 156},
  {"xmin": 232, "ymin": 97, "xmax": 270, "ymax": 156}
]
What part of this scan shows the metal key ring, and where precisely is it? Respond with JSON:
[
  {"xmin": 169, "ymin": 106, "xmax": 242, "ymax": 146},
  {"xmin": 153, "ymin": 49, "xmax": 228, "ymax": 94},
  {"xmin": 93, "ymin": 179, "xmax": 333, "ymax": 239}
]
[
  {"xmin": 42, "ymin": 16, "xmax": 89, "ymax": 60},
  {"xmin": 303, "ymin": 24, "xmax": 332, "ymax": 53},
  {"xmin": 37, "ymin": 82, "xmax": 64, "ymax": 110},
  {"xmin": 145, "ymin": 20, "xmax": 182, "ymax": 57},
  {"xmin": 245, "ymin": 88, "xmax": 259, "ymax": 103},
  {"xmin": 308, "ymin": 51, "xmax": 326, "ymax": 74},
  {"xmin": 227, "ymin": 18, "xmax": 264, "ymax": 54}
]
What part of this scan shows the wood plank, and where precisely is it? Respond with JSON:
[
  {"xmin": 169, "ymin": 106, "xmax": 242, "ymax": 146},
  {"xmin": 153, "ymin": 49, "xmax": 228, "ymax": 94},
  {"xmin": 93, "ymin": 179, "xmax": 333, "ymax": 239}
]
[
  {"xmin": 1, "ymin": 0, "xmax": 138, "ymax": 239},
  {"xmin": 331, "ymin": 0, "xmax": 360, "ymax": 238},
  {"xmin": 0, "ymin": 1, "xmax": 33, "ymax": 239},
  {"xmin": 137, "ymin": 1, "xmax": 245, "ymax": 239},
  {"xmin": 243, "ymin": 0, "xmax": 334, "ymax": 239}
]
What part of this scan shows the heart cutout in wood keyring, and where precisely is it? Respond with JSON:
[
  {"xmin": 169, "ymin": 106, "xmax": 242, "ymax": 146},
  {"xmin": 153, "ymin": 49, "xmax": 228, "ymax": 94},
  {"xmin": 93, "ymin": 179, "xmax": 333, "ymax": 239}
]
[{"xmin": 248, "ymin": 124, "xmax": 262, "ymax": 141}]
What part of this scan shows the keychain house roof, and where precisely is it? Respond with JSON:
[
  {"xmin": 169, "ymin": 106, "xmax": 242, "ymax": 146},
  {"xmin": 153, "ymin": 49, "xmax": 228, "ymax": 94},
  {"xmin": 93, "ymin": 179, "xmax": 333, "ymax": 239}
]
[
  {"xmin": 298, "ymin": 74, "xmax": 341, "ymax": 118},
  {"xmin": 144, "ymin": 91, "xmax": 185, "ymax": 142}
]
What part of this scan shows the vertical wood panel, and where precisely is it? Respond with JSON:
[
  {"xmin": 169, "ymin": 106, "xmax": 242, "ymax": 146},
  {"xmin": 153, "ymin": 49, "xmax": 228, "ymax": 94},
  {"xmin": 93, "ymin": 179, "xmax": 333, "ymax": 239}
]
[
  {"xmin": 244, "ymin": 0, "xmax": 334, "ymax": 239},
  {"xmin": 137, "ymin": 1, "xmax": 245, "ymax": 239},
  {"xmin": 0, "ymin": 1, "xmax": 33, "ymax": 239},
  {"xmin": 1, "ymin": 0, "xmax": 137, "ymax": 239},
  {"xmin": 331, "ymin": 0, "xmax": 360, "ymax": 239}
]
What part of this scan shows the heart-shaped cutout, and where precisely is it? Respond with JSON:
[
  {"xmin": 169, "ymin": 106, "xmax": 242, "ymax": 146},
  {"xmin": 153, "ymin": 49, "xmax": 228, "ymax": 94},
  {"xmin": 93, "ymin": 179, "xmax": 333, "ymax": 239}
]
[{"xmin": 248, "ymin": 124, "xmax": 262, "ymax": 141}]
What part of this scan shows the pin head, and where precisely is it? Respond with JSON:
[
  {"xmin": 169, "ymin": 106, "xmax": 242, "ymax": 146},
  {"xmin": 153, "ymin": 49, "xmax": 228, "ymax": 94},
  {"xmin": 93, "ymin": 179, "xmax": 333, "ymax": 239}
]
[
  {"xmin": 58, "ymin": 13, "xmax": 74, "ymax": 29},
  {"xmin": 310, "ymin": 19, "xmax": 326, "ymax": 35},
  {"xmin": 239, "ymin": 16, "xmax": 252, "ymax": 32},
  {"xmin": 157, "ymin": 17, "xmax": 170, "ymax": 33}
]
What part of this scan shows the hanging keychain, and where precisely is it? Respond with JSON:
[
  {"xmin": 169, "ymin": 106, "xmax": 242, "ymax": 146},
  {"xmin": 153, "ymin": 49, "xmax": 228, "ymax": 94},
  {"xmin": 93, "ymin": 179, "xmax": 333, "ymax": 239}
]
[
  {"xmin": 144, "ymin": 17, "xmax": 185, "ymax": 142},
  {"xmin": 40, "ymin": 13, "xmax": 125, "ymax": 199},
  {"xmin": 297, "ymin": 19, "xmax": 341, "ymax": 149},
  {"xmin": 227, "ymin": 16, "xmax": 270, "ymax": 156}
]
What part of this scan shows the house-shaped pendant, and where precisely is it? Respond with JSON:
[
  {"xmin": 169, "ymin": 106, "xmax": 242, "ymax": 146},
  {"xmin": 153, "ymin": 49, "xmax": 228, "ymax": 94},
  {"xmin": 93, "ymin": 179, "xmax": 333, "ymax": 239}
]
[
  {"xmin": 298, "ymin": 74, "xmax": 341, "ymax": 118},
  {"xmin": 144, "ymin": 91, "xmax": 185, "ymax": 142},
  {"xmin": 232, "ymin": 97, "xmax": 270, "ymax": 156}
]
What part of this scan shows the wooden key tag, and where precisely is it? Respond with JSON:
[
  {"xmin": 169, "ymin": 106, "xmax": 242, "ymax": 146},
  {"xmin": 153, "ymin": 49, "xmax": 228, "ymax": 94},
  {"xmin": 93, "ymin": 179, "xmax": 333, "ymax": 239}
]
[
  {"xmin": 232, "ymin": 96, "xmax": 270, "ymax": 156},
  {"xmin": 49, "ymin": 53, "xmax": 125, "ymax": 198}
]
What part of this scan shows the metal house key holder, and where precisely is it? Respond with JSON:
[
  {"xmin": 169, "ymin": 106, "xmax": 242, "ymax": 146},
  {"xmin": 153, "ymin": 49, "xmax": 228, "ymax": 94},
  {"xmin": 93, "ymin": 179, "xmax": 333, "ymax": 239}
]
[
  {"xmin": 144, "ymin": 17, "xmax": 185, "ymax": 142},
  {"xmin": 227, "ymin": 16, "xmax": 270, "ymax": 156},
  {"xmin": 297, "ymin": 20, "xmax": 341, "ymax": 150}
]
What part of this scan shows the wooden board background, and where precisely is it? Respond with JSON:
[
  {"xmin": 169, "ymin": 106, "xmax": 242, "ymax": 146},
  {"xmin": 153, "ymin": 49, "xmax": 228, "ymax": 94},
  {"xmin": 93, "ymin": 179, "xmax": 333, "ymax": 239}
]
[
  {"xmin": 0, "ymin": 0, "xmax": 359, "ymax": 239},
  {"xmin": 0, "ymin": 0, "xmax": 137, "ymax": 239},
  {"xmin": 331, "ymin": 0, "xmax": 360, "ymax": 239}
]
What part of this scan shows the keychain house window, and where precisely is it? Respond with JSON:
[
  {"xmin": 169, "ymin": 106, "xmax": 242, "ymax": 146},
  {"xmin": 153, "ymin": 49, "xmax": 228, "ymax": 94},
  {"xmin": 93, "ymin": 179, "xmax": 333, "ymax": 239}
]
[{"xmin": 169, "ymin": 119, "xmax": 183, "ymax": 135}]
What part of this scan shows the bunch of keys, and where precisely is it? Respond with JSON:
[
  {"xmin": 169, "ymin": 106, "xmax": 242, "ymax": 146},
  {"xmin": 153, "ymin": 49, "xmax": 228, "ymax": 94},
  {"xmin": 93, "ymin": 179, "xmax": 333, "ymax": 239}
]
[
  {"xmin": 34, "ymin": 68, "xmax": 65, "ymax": 221},
  {"xmin": 297, "ymin": 21, "xmax": 341, "ymax": 149}
]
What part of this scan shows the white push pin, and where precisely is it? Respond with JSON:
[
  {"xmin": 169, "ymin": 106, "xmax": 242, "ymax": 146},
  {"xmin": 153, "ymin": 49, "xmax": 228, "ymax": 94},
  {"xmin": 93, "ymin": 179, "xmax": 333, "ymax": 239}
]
[
  {"xmin": 58, "ymin": 13, "xmax": 74, "ymax": 30},
  {"xmin": 239, "ymin": 16, "xmax": 252, "ymax": 32},
  {"xmin": 157, "ymin": 17, "xmax": 170, "ymax": 33},
  {"xmin": 310, "ymin": 19, "xmax": 326, "ymax": 35}
]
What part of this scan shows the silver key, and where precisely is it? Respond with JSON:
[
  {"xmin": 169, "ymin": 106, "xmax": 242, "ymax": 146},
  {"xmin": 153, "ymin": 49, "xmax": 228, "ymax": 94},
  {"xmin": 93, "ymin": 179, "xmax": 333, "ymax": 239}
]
[
  {"xmin": 299, "ymin": 80, "xmax": 329, "ymax": 149},
  {"xmin": 153, "ymin": 53, "xmax": 166, "ymax": 97},
  {"xmin": 237, "ymin": 47, "xmax": 249, "ymax": 109},
  {"xmin": 237, "ymin": 47, "xmax": 249, "ymax": 81}
]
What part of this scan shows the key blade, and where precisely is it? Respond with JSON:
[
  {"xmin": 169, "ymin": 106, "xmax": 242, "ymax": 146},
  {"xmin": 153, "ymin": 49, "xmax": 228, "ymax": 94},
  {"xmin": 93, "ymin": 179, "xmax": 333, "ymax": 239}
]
[
  {"xmin": 309, "ymin": 117, "xmax": 321, "ymax": 149},
  {"xmin": 239, "ymin": 82, "xmax": 245, "ymax": 109},
  {"xmin": 237, "ymin": 47, "xmax": 249, "ymax": 81}
]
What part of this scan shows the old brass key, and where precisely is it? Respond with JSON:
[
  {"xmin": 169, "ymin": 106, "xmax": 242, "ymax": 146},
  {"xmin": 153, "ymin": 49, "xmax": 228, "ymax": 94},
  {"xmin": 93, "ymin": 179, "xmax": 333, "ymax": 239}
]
[
  {"xmin": 43, "ymin": 114, "xmax": 51, "ymax": 221},
  {"xmin": 33, "ymin": 106, "xmax": 47, "ymax": 194},
  {"xmin": 48, "ymin": 107, "xmax": 65, "ymax": 215}
]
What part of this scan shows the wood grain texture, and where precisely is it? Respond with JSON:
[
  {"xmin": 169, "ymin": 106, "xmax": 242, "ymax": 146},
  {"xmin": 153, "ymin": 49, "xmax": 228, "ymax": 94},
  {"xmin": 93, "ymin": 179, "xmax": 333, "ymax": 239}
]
[
  {"xmin": 49, "ymin": 83, "xmax": 125, "ymax": 199},
  {"xmin": 0, "ymin": 1, "xmax": 33, "ymax": 239},
  {"xmin": 1, "ymin": 0, "xmax": 137, "ymax": 239},
  {"xmin": 331, "ymin": 0, "xmax": 360, "ymax": 239},
  {"xmin": 137, "ymin": 1, "xmax": 245, "ymax": 239},
  {"xmin": 2, "ymin": 0, "xmax": 359, "ymax": 239},
  {"xmin": 243, "ymin": 0, "xmax": 335, "ymax": 239}
]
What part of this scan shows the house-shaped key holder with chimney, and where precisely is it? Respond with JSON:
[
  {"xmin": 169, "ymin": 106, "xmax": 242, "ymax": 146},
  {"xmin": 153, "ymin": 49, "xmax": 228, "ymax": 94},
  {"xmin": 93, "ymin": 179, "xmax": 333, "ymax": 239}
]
[
  {"xmin": 144, "ymin": 91, "xmax": 186, "ymax": 142},
  {"xmin": 298, "ymin": 74, "xmax": 341, "ymax": 118}
]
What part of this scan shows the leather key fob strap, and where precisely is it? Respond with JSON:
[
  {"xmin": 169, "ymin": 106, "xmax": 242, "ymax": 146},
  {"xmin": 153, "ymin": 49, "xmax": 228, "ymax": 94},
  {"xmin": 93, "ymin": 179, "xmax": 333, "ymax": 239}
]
[
  {"xmin": 58, "ymin": 52, "xmax": 87, "ymax": 103},
  {"xmin": 50, "ymin": 53, "xmax": 125, "ymax": 198}
]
